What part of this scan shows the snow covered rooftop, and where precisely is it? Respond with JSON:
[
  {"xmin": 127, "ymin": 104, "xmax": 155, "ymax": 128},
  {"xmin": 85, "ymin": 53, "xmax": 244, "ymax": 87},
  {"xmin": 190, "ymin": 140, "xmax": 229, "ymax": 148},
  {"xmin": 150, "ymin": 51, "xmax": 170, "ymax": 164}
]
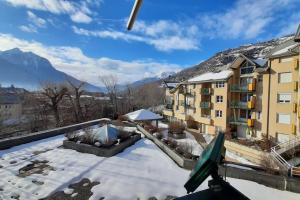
[
  {"xmin": 126, "ymin": 109, "xmax": 163, "ymax": 121},
  {"xmin": 0, "ymin": 135, "xmax": 299, "ymax": 200},
  {"xmin": 163, "ymin": 82, "xmax": 179, "ymax": 89},
  {"xmin": 271, "ymin": 43, "xmax": 299, "ymax": 56},
  {"xmin": 187, "ymin": 70, "xmax": 233, "ymax": 83}
]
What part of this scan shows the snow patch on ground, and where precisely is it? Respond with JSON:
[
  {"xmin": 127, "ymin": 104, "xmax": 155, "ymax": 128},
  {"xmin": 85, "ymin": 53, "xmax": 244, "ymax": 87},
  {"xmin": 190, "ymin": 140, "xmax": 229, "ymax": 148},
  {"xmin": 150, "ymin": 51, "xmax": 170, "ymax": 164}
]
[{"xmin": 0, "ymin": 134, "xmax": 299, "ymax": 200}]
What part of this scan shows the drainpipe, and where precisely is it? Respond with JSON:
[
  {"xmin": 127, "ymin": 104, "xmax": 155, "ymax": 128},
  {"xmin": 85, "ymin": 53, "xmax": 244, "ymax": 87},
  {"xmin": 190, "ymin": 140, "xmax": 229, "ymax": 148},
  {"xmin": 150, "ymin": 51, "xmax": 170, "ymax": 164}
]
[{"xmin": 266, "ymin": 63, "xmax": 271, "ymax": 139}]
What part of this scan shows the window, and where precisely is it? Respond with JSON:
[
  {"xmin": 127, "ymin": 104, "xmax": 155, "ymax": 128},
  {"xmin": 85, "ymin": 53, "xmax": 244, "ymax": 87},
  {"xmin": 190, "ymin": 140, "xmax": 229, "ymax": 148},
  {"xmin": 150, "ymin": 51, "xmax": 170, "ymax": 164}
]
[
  {"xmin": 278, "ymin": 72, "xmax": 292, "ymax": 83},
  {"xmin": 277, "ymin": 93, "xmax": 291, "ymax": 103},
  {"xmin": 215, "ymin": 110, "xmax": 222, "ymax": 118},
  {"xmin": 216, "ymin": 82, "xmax": 225, "ymax": 88},
  {"xmin": 240, "ymin": 61, "xmax": 254, "ymax": 74},
  {"xmin": 258, "ymin": 75, "xmax": 263, "ymax": 82},
  {"xmin": 193, "ymin": 84, "xmax": 196, "ymax": 89},
  {"xmin": 216, "ymin": 95, "xmax": 223, "ymax": 103},
  {"xmin": 277, "ymin": 113, "xmax": 290, "ymax": 124}
]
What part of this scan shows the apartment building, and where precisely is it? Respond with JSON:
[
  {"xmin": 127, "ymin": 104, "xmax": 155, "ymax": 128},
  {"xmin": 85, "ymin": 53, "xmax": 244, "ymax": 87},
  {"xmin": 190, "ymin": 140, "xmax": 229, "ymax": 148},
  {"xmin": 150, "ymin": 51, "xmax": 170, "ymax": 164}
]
[
  {"xmin": 163, "ymin": 38, "xmax": 300, "ymax": 142},
  {"xmin": 163, "ymin": 70, "xmax": 233, "ymax": 135},
  {"xmin": 267, "ymin": 39, "xmax": 300, "ymax": 142}
]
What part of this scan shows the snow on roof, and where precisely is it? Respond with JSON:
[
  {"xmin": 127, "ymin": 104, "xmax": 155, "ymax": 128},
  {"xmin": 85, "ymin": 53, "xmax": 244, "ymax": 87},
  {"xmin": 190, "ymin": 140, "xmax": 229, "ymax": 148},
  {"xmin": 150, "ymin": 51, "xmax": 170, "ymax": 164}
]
[
  {"xmin": 187, "ymin": 70, "xmax": 233, "ymax": 83},
  {"xmin": 92, "ymin": 124, "xmax": 119, "ymax": 143},
  {"xmin": 252, "ymin": 58, "xmax": 267, "ymax": 67},
  {"xmin": 271, "ymin": 43, "xmax": 298, "ymax": 56},
  {"xmin": 126, "ymin": 109, "xmax": 163, "ymax": 121},
  {"xmin": 1, "ymin": 135, "xmax": 300, "ymax": 200},
  {"xmin": 165, "ymin": 82, "xmax": 178, "ymax": 88}
]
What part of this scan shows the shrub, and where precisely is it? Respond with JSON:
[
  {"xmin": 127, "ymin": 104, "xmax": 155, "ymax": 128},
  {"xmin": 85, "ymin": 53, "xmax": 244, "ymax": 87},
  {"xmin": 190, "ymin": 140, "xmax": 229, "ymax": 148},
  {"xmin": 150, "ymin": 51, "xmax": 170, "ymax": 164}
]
[
  {"xmin": 175, "ymin": 147, "xmax": 184, "ymax": 155},
  {"xmin": 80, "ymin": 133, "xmax": 95, "ymax": 145},
  {"xmin": 186, "ymin": 116, "xmax": 198, "ymax": 129},
  {"xmin": 117, "ymin": 131, "xmax": 130, "ymax": 142},
  {"xmin": 65, "ymin": 131, "xmax": 80, "ymax": 142},
  {"xmin": 169, "ymin": 140, "xmax": 178, "ymax": 149},
  {"xmin": 178, "ymin": 142, "xmax": 194, "ymax": 158},
  {"xmin": 118, "ymin": 115, "xmax": 129, "ymax": 121},
  {"xmin": 155, "ymin": 132, "xmax": 163, "ymax": 140},
  {"xmin": 169, "ymin": 121, "xmax": 185, "ymax": 134}
]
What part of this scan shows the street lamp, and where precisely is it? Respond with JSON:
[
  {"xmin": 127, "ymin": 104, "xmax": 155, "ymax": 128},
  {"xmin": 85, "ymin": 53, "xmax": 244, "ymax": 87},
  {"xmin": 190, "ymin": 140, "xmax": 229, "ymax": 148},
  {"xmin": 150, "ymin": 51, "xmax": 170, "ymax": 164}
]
[{"xmin": 127, "ymin": 0, "xmax": 143, "ymax": 31}]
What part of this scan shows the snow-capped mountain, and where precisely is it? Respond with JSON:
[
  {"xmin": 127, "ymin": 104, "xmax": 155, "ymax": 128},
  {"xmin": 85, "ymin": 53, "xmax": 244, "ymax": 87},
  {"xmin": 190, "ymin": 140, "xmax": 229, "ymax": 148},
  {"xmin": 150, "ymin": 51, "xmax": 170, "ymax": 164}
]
[
  {"xmin": 0, "ymin": 48, "xmax": 103, "ymax": 91},
  {"xmin": 168, "ymin": 35, "xmax": 294, "ymax": 81}
]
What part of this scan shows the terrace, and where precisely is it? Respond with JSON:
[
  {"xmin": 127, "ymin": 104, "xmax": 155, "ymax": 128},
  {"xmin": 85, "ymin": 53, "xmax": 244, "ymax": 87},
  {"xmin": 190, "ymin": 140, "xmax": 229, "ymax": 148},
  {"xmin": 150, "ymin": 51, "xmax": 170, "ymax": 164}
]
[{"xmin": 0, "ymin": 120, "xmax": 300, "ymax": 200}]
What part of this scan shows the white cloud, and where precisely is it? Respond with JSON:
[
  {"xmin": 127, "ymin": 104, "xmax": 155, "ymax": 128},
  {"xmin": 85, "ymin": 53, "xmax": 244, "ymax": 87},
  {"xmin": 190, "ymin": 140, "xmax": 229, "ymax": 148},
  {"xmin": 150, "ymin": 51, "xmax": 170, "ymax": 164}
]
[
  {"xmin": 27, "ymin": 11, "xmax": 47, "ymax": 28},
  {"xmin": 19, "ymin": 25, "xmax": 37, "ymax": 33},
  {"xmin": 72, "ymin": 19, "xmax": 200, "ymax": 52},
  {"xmin": 199, "ymin": 0, "xmax": 300, "ymax": 39},
  {"xmin": 0, "ymin": 33, "xmax": 182, "ymax": 86},
  {"xmin": 70, "ymin": 11, "xmax": 92, "ymax": 24},
  {"xmin": 5, "ymin": 0, "xmax": 98, "ymax": 24}
]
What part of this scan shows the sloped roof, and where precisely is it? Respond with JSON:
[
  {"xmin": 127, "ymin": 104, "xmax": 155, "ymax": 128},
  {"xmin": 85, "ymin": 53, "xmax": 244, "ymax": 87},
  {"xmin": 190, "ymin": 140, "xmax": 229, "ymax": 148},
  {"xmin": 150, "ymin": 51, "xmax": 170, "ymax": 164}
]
[
  {"xmin": 161, "ymin": 81, "xmax": 179, "ymax": 89},
  {"xmin": 187, "ymin": 70, "xmax": 233, "ymax": 83},
  {"xmin": 93, "ymin": 124, "xmax": 119, "ymax": 143},
  {"xmin": 267, "ymin": 39, "xmax": 298, "ymax": 58},
  {"xmin": 295, "ymin": 24, "xmax": 300, "ymax": 42},
  {"xmin": 0, "ymin": 94, "xmax": 21, "ymax": 104},
  {"xmin": 126, "ymin": 109, "xmax": 163, "ymax": 121}
]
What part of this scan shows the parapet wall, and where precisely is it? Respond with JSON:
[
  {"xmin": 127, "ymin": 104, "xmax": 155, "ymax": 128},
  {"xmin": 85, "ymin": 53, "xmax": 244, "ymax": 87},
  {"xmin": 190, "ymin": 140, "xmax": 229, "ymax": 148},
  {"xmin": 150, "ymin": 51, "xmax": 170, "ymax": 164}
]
[{"xmin": 0, "ymin": 119, "xmax": 106, "ymax": 150}]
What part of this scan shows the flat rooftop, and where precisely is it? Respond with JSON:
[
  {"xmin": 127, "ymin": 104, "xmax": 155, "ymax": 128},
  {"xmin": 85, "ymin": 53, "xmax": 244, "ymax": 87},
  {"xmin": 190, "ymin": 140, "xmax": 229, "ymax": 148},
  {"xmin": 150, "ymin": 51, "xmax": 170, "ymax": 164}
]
[{"xmin": 0, "ymin": 135, "xmax": 299, "ymax": 200}]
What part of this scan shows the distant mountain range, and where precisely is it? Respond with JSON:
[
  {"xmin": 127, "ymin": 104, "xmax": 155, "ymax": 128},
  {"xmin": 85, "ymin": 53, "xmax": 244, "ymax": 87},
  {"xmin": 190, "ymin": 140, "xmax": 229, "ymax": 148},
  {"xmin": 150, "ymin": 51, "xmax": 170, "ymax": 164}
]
[
  {"xmin": 0, "ymin": 48, "xmax": 176, "ymax": 92},
  {"xmin": 0, "ymin": 48, "xmax": 104, "ymax": 92},
  {"xmin": 0, "ymin": 35, "xmax": 293, "ymax": 93}
]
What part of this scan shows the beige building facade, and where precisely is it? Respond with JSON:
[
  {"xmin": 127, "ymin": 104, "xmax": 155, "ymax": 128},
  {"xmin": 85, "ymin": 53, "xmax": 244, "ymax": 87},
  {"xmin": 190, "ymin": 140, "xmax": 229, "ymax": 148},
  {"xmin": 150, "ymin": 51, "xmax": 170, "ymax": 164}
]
[{"xmin": 163, "ymin": 38, "xmax": 300, "ymax": 143}]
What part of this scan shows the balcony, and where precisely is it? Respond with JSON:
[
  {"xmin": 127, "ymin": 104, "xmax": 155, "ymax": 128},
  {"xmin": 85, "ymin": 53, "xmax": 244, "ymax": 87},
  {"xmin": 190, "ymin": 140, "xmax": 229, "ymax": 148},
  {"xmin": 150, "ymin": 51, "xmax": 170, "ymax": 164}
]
[
  {"xmin": 230, "ymin": 101, "xmax": 248, "ymax": 109},
  {"xmin": 229, "ymin": 118, "xmax": 255, "ymax": 127},
  {"xmin": 200, "ymin": 88, "xmax": 212, "ymax": 95},
  {"xmin": 230, "ymin": 84, "xmax": 249, "ymax": 92},
  {"xmin": 185, "ymin": 91, "xmax": 195, "ymax": 97},
  {"xmin": 165, "ymin": 103, "xmax": 173, "ymax": 110},
  {"xmin": 200, "ymin": 102, "xmax": 211, "ymax": 109}
]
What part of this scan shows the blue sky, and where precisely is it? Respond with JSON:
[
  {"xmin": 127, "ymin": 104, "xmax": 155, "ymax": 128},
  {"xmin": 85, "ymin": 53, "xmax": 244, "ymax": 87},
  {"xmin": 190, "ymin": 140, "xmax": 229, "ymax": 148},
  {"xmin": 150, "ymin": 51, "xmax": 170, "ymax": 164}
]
[{"xmin": 0, "ymin": 0, "xmax": 299, "ymax": 86}]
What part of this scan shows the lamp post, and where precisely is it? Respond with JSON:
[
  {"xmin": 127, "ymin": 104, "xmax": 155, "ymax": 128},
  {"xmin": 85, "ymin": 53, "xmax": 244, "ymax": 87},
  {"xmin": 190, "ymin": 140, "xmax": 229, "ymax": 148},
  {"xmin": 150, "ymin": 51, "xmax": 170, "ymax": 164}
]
[{"xmin": 127, "ymin": 0, "xmax": 143, "ymax": 31}]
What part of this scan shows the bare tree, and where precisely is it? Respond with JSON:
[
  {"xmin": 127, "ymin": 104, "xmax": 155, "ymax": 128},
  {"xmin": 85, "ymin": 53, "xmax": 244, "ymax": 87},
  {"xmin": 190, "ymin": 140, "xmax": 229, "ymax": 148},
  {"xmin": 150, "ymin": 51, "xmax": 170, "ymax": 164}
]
[
  {"xmin": 40, "ymin": 83, "xmax": 68, "ymax": 127},
  {"xmin": 100, "ymin": 75, "xmax": 119, "ymax": 114},
  {"xmin": 66, "ymin": 80, "xmax": 86, "ymax": 122}
]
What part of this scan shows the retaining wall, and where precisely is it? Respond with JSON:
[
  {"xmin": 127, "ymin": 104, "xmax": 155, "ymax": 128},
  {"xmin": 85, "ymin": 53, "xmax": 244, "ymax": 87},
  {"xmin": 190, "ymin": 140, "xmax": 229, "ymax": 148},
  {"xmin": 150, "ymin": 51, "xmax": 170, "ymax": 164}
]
[
  {"xmin": 137, "ymin": 125, "xmax": 197, "ymax": 170},
  {"xmin": 219, "ymin": 165, "xmax": 300, "ymax": 193},
  {"xmin": 0, "ymin": 119, "xmax": 108, "ymax": 150},
  {"xmin": 63, "ymin": 134, "xmax": 141, "ymax": 157},
  {"xmin": 224, "ymin": 140, "xmax": 269, "ymax": 165}
]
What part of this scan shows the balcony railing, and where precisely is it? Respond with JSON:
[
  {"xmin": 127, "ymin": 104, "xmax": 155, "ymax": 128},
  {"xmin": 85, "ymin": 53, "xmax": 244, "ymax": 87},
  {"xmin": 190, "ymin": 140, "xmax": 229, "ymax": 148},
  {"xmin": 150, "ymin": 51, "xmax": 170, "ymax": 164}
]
[
  {"xmin": 165, "ymin": 104, "xmax": 173, "ymax": 110},
  {"xmin": 200, "ymin": 102, "xmax": 211, "ymax": 109},
  {"xmin": 229, "ymin": 118, "xmax": 254, "ymax": 127},
  {"xmin": 230, "ymin": 80, "xmax": 256, "ymax": 92},
  {"xmin": 230, "ymin": 101, "xmax": 247, "ymax": 109},
  {"xmin": 230, "ymin": 100, "xmax": 255, "ymax": 109},
  {"xmin": 230, "ymin": 84, "xmax": 249, "ymax": 92},
  {"xmin": 200, "ymin": 88, "xmax": 212, "ymax": 95}
]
